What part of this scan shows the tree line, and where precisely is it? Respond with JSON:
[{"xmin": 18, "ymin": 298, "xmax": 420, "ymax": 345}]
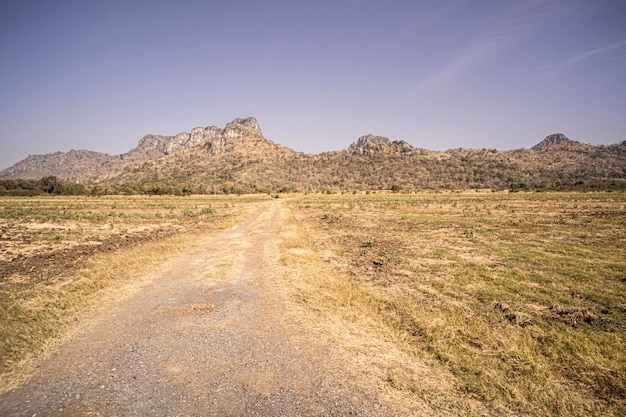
[{"xmin": 1, "ymin": 175, "xmax": 625, "ymax": 197}]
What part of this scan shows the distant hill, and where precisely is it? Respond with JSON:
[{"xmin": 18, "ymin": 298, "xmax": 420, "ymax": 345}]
[
  {"xmin": 1, "ymin": 117, "xmax": 625, "ymax": 193},
  {"xmin": 0, "ymin": 117, "xmax": 264, "ymax": 183}
]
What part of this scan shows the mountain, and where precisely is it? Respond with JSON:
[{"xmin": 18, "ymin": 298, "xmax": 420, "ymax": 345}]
[
  {"xmin": 0, "ymin": 150, "xmax": 114, "ymax": 183},
  {"xmin": 111, "ymin": 118, "xmax": 300, "ymax": 194},
  {"xmin": 0, "ymin": 117, "xmax": 264, "ymax": 183},
  {"xmin": 348, "ymin": 134, "xmax": 416, "ymax": 154},
  {"xmin": 531, "ymin": 133, "xmax": 572, "ymax": 150},
  {"xmin": 1, "ymin": 120, "xmax": 625, "ymax": 193}
]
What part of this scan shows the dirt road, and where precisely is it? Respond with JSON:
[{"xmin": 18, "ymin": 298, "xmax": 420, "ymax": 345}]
[{"xmin": 0, "ymin": 201, "xmax": 386, "ymax": 416}]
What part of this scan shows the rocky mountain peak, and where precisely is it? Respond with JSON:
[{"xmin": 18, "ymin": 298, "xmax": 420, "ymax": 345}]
[
  {"xmin": 134, "ymin": 117, "xmax": 263, "ymax": 157},
  {"xmin": 348, "ymin": 134, "xmax": 391, "ymax": 151},
  {"xmin": 226, "ymin": 117, "xmax": 262, "ymax": 137},
  {"xmin": 208, "ymin": 117, "xmax": 262, "ymax": 156},
  {"xmin": 348, "ymin": 134, "xmax": 416, "ymax": 154},
  {"xmin": 531, "ymin": 133, "xmax": 571, "ymax": 151}
]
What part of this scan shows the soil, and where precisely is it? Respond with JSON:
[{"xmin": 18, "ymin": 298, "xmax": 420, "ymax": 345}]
[
  {"xmin": 0, "ymin": 229, "xmax": 177, "ymax": 287},
  {"xmin": 0, "ymin": 201, "xmax": 395, "ymax": 416}
]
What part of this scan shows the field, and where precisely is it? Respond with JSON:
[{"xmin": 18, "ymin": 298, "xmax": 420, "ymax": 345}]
[
  {"xmin": 277, "ymin": 191, "xmax": 626, "ymax": 416},
  {"xmin": 0, "ymin": 195, "xmax": 269, "ymax": 389},
  {"xmin": 1, "ymin": 191, "xmax": 625, "ymax": 416}
]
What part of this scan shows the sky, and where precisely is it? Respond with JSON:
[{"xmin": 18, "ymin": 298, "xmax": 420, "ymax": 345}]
[{"xmin": 1, "ymin": 0, "xmax": 625, "ymax": 170}]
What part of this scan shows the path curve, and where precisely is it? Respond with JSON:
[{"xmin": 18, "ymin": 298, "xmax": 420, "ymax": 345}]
[{"xmin": 0, "ymin": 201, "xmax": 381, "ymax": 416}]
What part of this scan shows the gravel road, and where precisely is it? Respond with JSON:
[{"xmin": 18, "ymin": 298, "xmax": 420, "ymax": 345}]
[{"xmin": 0, "ymin": 201, "xmax": 390, "ymax": 416}]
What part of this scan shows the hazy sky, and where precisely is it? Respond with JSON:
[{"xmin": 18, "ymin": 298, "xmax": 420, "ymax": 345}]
[{"xmin": 1, "ymin": 0, "xmax": 625, "ymax": 170}]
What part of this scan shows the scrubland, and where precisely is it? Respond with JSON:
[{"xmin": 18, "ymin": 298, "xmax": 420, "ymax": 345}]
[{"xmin": 1, "ymin": 191, "xmax": 625, "ymax": 416}]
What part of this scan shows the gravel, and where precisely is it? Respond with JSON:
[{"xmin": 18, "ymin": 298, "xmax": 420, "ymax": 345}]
[{"xmin": 0, "ymin": 202, "xmax": 392, "ymax": 416}]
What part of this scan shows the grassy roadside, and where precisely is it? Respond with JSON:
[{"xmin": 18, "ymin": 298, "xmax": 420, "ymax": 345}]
[
  {"xmin": 277, "ymin": 191, "xmax": 626, "ymax": 416},
  {"xmin": 274, "ymin": 203, "xmax": 488, "ymax": 416},
  {"xmin": 0, "ymin": 195, "xmax": 266, "ymax": 392}
]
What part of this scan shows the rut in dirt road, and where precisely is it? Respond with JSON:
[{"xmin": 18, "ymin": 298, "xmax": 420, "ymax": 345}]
[{"xmin": 0, "ymin": 201, "xmax": 382, "ymax": 416}]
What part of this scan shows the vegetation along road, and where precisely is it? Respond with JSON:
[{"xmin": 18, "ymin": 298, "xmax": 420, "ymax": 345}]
[{"xmin": 1, "ymin": 192, "xmax": 625, "ymax": 416}]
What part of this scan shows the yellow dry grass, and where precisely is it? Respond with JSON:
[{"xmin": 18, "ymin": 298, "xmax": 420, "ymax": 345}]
[
  {"xmin": 273, "ymin": 204, "xmax": 489, "ymax": 416},
  {"xmin": 275, "ymin": 191, "xmax": 626, "ymax": 416},
  {"xmin": 0, "ymin": 195, "xmax": 266, "ymax": 392},
  {"xmin": 2, "ymin": 191, "xmax": 625, "ymax": 416}
]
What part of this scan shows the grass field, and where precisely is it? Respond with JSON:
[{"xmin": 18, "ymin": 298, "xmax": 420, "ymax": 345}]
[
  {"xmin": 1, "ymin": 191, "xmax": 625, "ymax": 415},
  {"xmin": 279, "ymin": 191, "xmax": 626, "ymax": 416},
  {"xmin": 0, "ymin": 195, "xmax": 270, "ymax": 391}
]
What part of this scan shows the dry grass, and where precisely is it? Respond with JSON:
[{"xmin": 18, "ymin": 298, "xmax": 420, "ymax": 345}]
[
  {"xmin": 0, "ymin": 195, "xmax": 266, "ymax": 263},
  {"xmin": 0, "ymin": 195, "xmax": 267, "ymax": 392},
  {"xmin": 3, "ymin": 192, "xmax": 624, "ymax": 415},
  {"xmin": 273, "ymin": 203, "xmax": 489, "ymax": 416},
  {"xmin": 278, "ymin": 191, "xmax": 626, "ymax": 416}
]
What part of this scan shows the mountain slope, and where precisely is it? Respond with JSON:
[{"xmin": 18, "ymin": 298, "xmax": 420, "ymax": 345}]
[
  {"xmin": 1, "ymin": 122, "xmax": 625, "ymax": 193},
  {"xmin": 114, "ymin": 128, "xmax": 301, "ymax": 194},
  {"xmin": 111, "ymin": 131, "xmax": 626, "ymax": 193},
  {"xmin": 0, "ymin": 117, "xmax": 264, "ymax": 183},
  {"xmin": 0, "ymin": 150, "xmax": 115, "ymax": 182}
]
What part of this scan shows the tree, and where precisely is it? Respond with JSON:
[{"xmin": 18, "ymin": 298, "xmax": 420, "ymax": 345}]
[{"xmin": 38, "ymin": 176, "xmax": 62, "ymax": 194}]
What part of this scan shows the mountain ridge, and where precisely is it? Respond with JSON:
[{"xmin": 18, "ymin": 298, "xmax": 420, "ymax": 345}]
[
  {"xmin": 0, "ymin": 117, "xmax": 264, "ymax": 182},
  {"xmin": 1, "ymin": 118, "xmax": 625, "ymax": 193}
]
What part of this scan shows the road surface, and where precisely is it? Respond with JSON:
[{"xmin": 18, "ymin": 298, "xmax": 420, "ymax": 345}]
[{"xmin": 0, "ymin": 201, "xmax": 395, "ymax": 416}]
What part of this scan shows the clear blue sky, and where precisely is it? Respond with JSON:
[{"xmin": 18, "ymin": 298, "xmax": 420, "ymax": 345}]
[{"xmin": 1, "ymin": 0, "xmax": 625, "ymax": 170}]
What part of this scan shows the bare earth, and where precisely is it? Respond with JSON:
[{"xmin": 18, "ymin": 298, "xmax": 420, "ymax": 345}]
[{"xmin": 0, "ymin": 201, "xmax": 399, "ymax": 416}]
